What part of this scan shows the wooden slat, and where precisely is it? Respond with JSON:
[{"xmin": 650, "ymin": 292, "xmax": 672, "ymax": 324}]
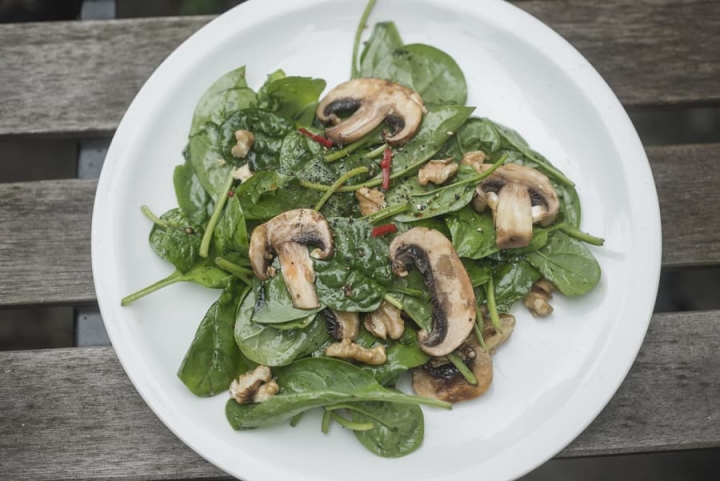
[
  {"xmin": 1, "ymin": 0, "xmax": 719, "ymax": 138},
  {"xmin": 1, "ymin": 144, "xmax": 718, "ymax": 308},
  {"xmin": 0, "ymin": 311, "xmax": 717, "ymax": 480}
]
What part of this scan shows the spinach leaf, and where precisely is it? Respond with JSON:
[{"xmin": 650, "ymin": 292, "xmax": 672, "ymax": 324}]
[
  {"xmin": 266, "ymin": 315, "xmax": 317, "ymax": 331},
  {"xmin": 462, "ymin": 259, "xmax": 492, "ymax": 287},
  {"xmin": 174, "ymin": 149, "xmax": 213, "ymax": 224},
  {"xmin": 437, "ymin": 117, "xmax": 501, "ymax": 159},
  {"xmin": 445, "ymin": 207, "xmax": 497, "ymax": 259},
  {"xmin": 219, "ymin": 108, "xmax": 295, "ymax": 171},
  {"xmin": 278, "ymin": 130, "xmax": 326, "ymax": 176},
  {"xmin": 225, "ymin": 357, "xmax": 446, "ymax": 429},
  {"xmin": 360, "ymin": 327, "xmax": 429, "ymax": 386},
  {"xmin": 556, "ymin": 182, "xmax": 582, "ymax": 228},
  {"xmin": 388, "ymin": 164, "xmax": 477, "ymax": 222},
  {"xmin": 493, "ymin": 260, "xmax": 541, "ymax": 312},
  {"xmin": 524, "ymin": 231, "xmax": 601, "ymax": 296},
  {"xmin": 373, "ymin": 44, "xmax": 467, "ymax": 107},
  {"xmin": 213, "ymin": 195, "xmax": 249, "ymax": 257},
  {"xmin": 188, "ymin": 123, "xmax": 230, "ymax": 198},
  {"xmin": 235, "ymin": 171, "xmax": 320, "ymax": 220},
  {"xmin": 148, "ymin": 208, "xmax": 203, "ymax": 274},
  {"xmin": 350, "ymin": 400, "xmax": 424, "ymax": 458},
  {"xmin": 252, "ymin": 273, "xmax": 323, "ymax": 324},
  {"xmin": 359, "ymin": 22, "xmax": 404, "ymax": 78},
  {"xmin": 177, "ymin": 282, "xmax": 254, "ymax": 396},
  {"xmin": 190, "ymin": 66, "xmax": 257, "ymax": 136},
  {"xmin": 234, "ymin": 287, "xmax": 329, "ymax": 366},
  {"xmin": 256, "ymin": 69, "xmax": 286, "ymax": 100},
  {"xmin": 313, "ymin": 218, "xmax": 393, "ymax": 312},
  {"xmin": 391, "ymin": 105, "xmax": 474, "ymax": 174},
  {"xmin": 257, "ymin": 76, "xmax": 326, "ymax": 127}
]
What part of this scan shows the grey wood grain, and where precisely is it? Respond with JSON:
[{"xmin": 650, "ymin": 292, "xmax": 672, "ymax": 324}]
[
  {"xmin": 0, "ymin": 311, "xmax": 717, "ymax": 480},
  {"xmin": 1, "ymin": 143, "xmax": 718, "ymax": 308},
  {"xmin": 1, "ymin": 0, "xmax": 720, "ymax": 138}
]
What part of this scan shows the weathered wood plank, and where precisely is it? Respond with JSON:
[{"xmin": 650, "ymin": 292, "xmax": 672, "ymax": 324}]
[
  {"xmin": 1, "ymin": 144, "xmax": 718, "ymax": 308},
  {"xmin": 1, "ymin": 0, "xmax": 719, "ymax": 138},
  {"xmin": 0, "ymin": 311, "xmax": 717, "ymax": 480}
]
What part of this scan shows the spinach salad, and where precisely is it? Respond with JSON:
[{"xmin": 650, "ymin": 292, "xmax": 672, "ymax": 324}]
[{"xmin": 122, "ymin": 0, "xmax": 602, "ymax": 458}]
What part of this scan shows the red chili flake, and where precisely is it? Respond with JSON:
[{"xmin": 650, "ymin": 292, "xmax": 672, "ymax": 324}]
[
  {"xmin": 371, "ymin": 224, "xmax": 398, "ymax": 237},
  {"xmin": 380, "ymin": 148, "xmax": 393, "ymax": 191},
  {"xmin": 227, "ymin": 191, "xmax": 235, "ymax": 198},
  {"xmin": 298, "ymin": 127, "xmax": 333, "ymax": 148}
]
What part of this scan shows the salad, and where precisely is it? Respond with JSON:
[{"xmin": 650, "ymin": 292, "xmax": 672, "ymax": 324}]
[{"xmin": 122, "ymin": 0, "xmax": 603, "ymax": 458}]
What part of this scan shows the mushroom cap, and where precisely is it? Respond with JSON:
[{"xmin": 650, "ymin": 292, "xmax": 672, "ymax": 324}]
[
  {"xmin": 248, "ymin": 224, "xmax": 272, "ymax": 280},
  {"xmin": 412, "ymin": 337, "xmax": 492, "ymax": 403},
  {"xmin": 316, "ymin": 78, "xmax": 425, "ymax": 147},
  {"xmin": 473, "ymin": 163, "xmax": 560, "ymax": 226},
  {"xmin": 389, "ymin": 227, "xmax": 476, "ymax": 357}
]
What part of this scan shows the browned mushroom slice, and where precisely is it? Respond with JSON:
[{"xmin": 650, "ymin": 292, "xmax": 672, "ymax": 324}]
[
  {"xmin": 325, "ymin": 309, "xmax": 360, "ymax": 341},
  {"xmin": 412, "ymin": 337, "xmax": 492, "ymax": 403},
  {"xmin": 482, "ymin": 313, "xmax": 516, "ymax": 353},
  {"xmin": 469, "ymin": 163, "xmax": 559, "ymax": 249},
  {"xmin": 248, "ymin": 209, "xmax": 334, "ymax": 309},
  {"xmin": 316, "ymin": 78, "xmax": 425, "ymax": 146},
  {"xmin": 389, "ymin": 227, "xmax": 475, "ymax": 357}
]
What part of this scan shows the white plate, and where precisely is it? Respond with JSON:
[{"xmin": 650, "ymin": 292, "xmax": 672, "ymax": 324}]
[{"xmin": 92, "ymin": 0, "xmax": 661, "ymax": 480}]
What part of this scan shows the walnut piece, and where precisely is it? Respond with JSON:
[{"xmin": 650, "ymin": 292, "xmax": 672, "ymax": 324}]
[
  {"xmin": 231, "ymin": 164, "xmax": 254, "ymax": 182},
  {"xmin": 325, "ymin": 338, "xmax": 387, "ymax": 365},
  {"xmin": 229, "ymin": 365, "xmax": 278, "ymax": 404},
  {"xmin": 355, "ymin": 187, "xmax": 385, "ymax": 216},
  {"xmin": 524, "ymin": 278, "xmax": 556, "ymax": 317},
  {"xmin": 364, "ymin": 300, "xmax": 404, "ymax": 340},
  {"xmin": 461, "ymin": 150, "xmax": 487, "ymax": 173},
  {"xmin": 418, "ymin": 158, "xmax": 458, "ymax": 186},
  {"xmin": 231, "ymin": 129, "xmax": 255, "ymax": 158}
]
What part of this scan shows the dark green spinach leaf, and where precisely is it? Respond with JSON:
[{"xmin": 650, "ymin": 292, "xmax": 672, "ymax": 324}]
[
  {"xmin": 252, "ymin": 272, "xmax": 324, "ymax": 324},
  {"xmin": 350, "ymin": 400, "xmax": 424, "ymax": 458},
  {"xmin": 174, "ymin": 150, "xmax": 213, "ymax": 224},
  {"xmin": 213, "ymin": 195, "xmax": 249, "ymax": 257},
  {"xmin": 190, "ymin": 66, "xmax": 257, "ymax": 135},
  {"xmin": 493, "ymin": 260, "xmax": 541, "ymax": 312},
  {"xmin": 220, "ymin": 108, "xmax": 295, "ymax": 171},
  {"xmin": 148, "ymin": 208, "xmax": 203, "ymax": 274},
  {"xmin": 359, "ymin": 22, "xmax": 404, "ymax": 78},
  {"xmin": 257, "ymin": 76, "xmax": 326, "ymax": 127},
  {"xmin": 235, "ymin": 171, "xmax": 320, "ymax": 220}
]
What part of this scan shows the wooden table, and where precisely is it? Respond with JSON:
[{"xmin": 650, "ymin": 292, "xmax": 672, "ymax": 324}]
[{"xmin": 1, "ymin": 1, "xmax": 719, "ymax": 479}]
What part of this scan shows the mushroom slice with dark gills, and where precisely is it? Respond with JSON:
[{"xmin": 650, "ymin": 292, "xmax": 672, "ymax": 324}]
[
  {"xmin": 389, "ymin": 228, "xmax": 476, "ymax": 357},
  {"xmin": 469, "ymin": 163, "xmax": 559, "ymax": 249},
  {"xmin": 412, "ymin": 336, "xmax": 492, "ymax": 403},
  {"xmin": 325, "ymin": 309, "xmax": 360, "ymax": 341},
  {"xmin": 248, "ymin": 209, "xmax": 334, "ymax": 309},
  {"xmin": 316, "ymin": 78, "xmax": 425, "ymax": 147}
]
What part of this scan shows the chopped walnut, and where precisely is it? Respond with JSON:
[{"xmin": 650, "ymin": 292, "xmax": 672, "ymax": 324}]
[
  {"xmin": 524, "ymin": 278, "xmax": 556, "ymax": 317},
  {"xmin": 418, "ymin": 158, "xmax": 458, "ymax": 186},
  {"xmin": 355, "ymin": 187, "xmax": 385, "ymax": 216},
  {"xmin": 483, "ymin": 313, "xmax": 516, "ymax": 354},
  {"xmin": 461, "ymin": 150, "xmax": 487, "ymax": 173},
  {"xmin": 231, "ymin": 163, "xmax": 254, "ymax": 182},
  {"xmin": 231, "ymin": 129, "xmax": 255, "ymax": 158},
  {"xmin": 229, "ymin": 365, "xmax": 278, "ymax": 404},
  {"xmin": 364, "ymin": 300, "xmax": 404, "ymax": 340},
  {"xmin": 325, "ymin": 338, "xmax": 387, "ymax": 365}
]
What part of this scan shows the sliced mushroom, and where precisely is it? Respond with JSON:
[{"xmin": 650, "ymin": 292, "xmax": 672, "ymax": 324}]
[
  {"xmin": 524, "ymin": 278, "xmax": 556, "ymax": 317},
  {"xmin": 325, "ymin": 309, "xmax": 360, "ymax": 341},
  {"xmin": 418, "ymin": 158, "xmax": 458, "ymax": 186},
  {"xmin": 412, "ymin": 337, "xmax": 492, "ymax": 403},
  {"xmin": 364, "ymin": 300, "xmax": 405, "ymax": 341},
  {"xmin": 389, "ymin": 228, "xmax": 475, "ymax": 357},
  {"xmin": 469, "ymin": 163, "xmax": 559, "ymax": 249},
  {"xmin": 248, "ymin": 209, "xmax": 334, "ymax": 309},
  {"xmin": 482, "ymin": 313, "xmax": 516, "ymax": 353},
  {"xmin": 316, "ymin": 78, "xmax": 425, "ymax": 147}
]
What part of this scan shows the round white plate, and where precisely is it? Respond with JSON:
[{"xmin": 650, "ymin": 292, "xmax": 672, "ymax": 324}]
[{"xmin": 92, "ymin": 0, "xmax": 661, "ymax": 480}]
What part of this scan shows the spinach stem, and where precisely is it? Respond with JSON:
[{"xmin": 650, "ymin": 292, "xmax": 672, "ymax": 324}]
[
  {"xmin": 409, "ymin": 154, "xmax": 508, "ymax": 198},
  {"xmin": 324, "ymin": 133, "xmax": 378, "ymax": 163},
  {"xmin": 313, "ymin": 166, "xmax": 369, "ymax": 211},
  {"xmin": 351, "ymin": 0, "xmax": 378, "ymax": 78},
  {"xmin": 330, "ymin": 411, "xmax": 375, "ymax": 431},
  {"xmin": 559, "ymin": 225, "xmax": 605, "ymax": 246},
  {"xmin": 366, "ymin": 143, "xmax": 388, "ymax": 159},
  {"xmin": 540, "ymin": 162, "xmax": 574, "ymax": 187},
  {"xmin": 140, "ymin": 205, "xmax": 172, "ymax": 227},
  {"xmin": 484, "ymin": 277, "xmax": 503, "ymax": 334},
  {"xmin": 474, "ymin": 305, "xmax": 490, "ymax": 353},
  {"xmin": 362, "ymin": 202, "xmax": 410, "ymax": 224},
  {"xmin": 120, "ymin": 270, "xmax": 183, "ymax": 306},
  {"xmin": 199, "ymin": 173, "xmax": 235, "ymax": 258},
  {"xmin": 447, "ymin": 352, "xmax": 478, "ymax": 385},
  {"xmin": 321, "ymin": 408, "xmax": 332, "ymax": 434},
  {"xmin": 290, "ymin": 412, "xmax": 303, "ymax": 427},
  {"xmin": 383, "ymin": 293, "xmax": 404, "ymax": 311},
  {"xmin": 389, "ymin": 286, "xmax": 425, "ymax": 298},
  {"xmin": 214, "ymin": 257, "xmax": 253, "ymax": 285}
]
